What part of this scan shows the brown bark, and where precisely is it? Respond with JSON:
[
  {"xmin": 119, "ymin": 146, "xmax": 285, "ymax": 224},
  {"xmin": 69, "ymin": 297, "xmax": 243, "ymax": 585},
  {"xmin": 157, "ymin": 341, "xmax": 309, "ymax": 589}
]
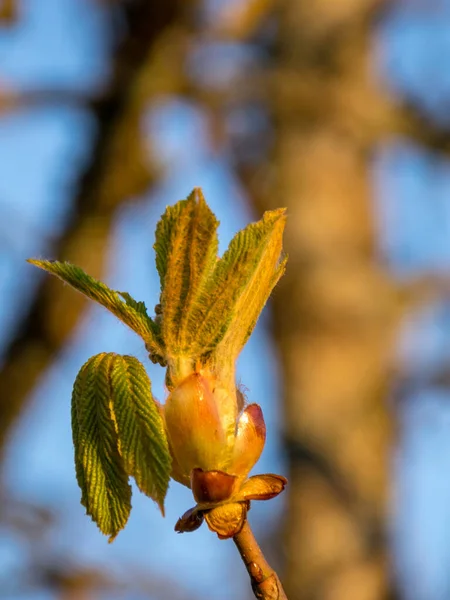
[
  {"xmin": 234, "ymin": 519, "xmax": 288, "ymax": 600},
  {"xmin": 247, "ymin": 2, "xmax": 399, "ymax": 598},
  {"xmin": 0, "ymin": 1, "xmax": 186, "ymax": 458}
]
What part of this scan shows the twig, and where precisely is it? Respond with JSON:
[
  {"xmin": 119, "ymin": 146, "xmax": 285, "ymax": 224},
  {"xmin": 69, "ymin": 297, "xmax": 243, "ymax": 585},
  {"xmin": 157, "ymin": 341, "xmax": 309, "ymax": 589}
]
[{"xmin": 233, "ymin": 519, "xmax": 288, "ymax": 600}]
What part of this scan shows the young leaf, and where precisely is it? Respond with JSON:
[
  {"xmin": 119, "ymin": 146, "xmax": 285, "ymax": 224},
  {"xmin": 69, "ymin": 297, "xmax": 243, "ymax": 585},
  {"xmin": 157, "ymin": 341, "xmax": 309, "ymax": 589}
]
[
  {"xmin": 154, "ymin": 188, "xmax": 219, "ymax": 355},
  {"xmin": 188, "ymin": 208, "xmax": 286, "ymax": 360},
  {"xmin": 215, "ymin": 212, "xmax": 287, "ymax": 354},
  {"xmin": 109, "ymin": 354, "xmax": 171, "ymax": 513},
  {"xmin": 72, "ymin": 353, "xmax": 132, "ymax": 541},
  {"xmin": 118, "ymin": 291, "xmax": 149, "ymax": 317},
  {"xmin": 27, "ymin": 259, "xmax": 164, "ymax": 363}
]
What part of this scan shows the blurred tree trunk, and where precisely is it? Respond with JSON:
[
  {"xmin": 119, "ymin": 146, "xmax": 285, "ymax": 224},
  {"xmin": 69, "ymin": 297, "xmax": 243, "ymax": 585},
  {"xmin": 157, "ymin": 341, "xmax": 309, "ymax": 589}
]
[
  {"xmin": 250, "ymin": 2, "xmax": 399, "ymax": 598},
  {"xmin": 0, "ymin": 0, "xmax": 186, "ymax": 459}
]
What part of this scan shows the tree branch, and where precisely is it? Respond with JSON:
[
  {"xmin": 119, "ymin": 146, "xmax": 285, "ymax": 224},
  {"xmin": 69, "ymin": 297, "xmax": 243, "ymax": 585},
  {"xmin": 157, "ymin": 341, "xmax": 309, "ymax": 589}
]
[
  {"xmin": 388, "ymin": 100, "xmax": 450, "ymax": 156},
  {"xmin": 0, "ymin": 0, "xmax": 184, "ymax": 459},
  {"xmin": 233, "ymin": 519, "xmax": 288, "ymax": 600}
]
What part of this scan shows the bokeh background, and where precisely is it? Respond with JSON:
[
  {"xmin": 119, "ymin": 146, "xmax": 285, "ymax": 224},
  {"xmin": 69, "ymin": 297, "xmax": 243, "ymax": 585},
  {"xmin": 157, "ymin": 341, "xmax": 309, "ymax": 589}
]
[{"xmin": 1, "ymin": 0, "xmax": 450, "ymax": 599}]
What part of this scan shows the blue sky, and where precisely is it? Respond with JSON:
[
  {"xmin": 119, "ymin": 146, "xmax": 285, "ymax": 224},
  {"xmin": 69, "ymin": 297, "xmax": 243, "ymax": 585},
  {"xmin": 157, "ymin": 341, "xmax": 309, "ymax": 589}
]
[
  {"xmin": 1, "ymin": 1, "xmax": 450, "ymax": 599},
  {"xmin": 0, "ymin": 3, "xmax": 284, "ymax": 598}
]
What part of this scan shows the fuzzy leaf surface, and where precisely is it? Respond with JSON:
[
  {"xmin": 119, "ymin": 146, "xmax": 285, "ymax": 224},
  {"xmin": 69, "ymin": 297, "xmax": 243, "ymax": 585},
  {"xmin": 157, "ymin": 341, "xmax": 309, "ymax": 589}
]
[
  {"xmin": 109, "ymin": 355, "xmax": 171, "ymax": 512},
  {"xmin": 28, "ymin": 259, "xmax": 163, "ymax": 361},
  {"xmin": 72, "ymin": 353, "xmax": 132, "ymax": 541},
  {"xmin": 153, "ymin": 188, "xmax": 219, "ymax": 355},
  {"xmin": 189, "ymin": 209, "xmax": 286, "ymax": 361}
]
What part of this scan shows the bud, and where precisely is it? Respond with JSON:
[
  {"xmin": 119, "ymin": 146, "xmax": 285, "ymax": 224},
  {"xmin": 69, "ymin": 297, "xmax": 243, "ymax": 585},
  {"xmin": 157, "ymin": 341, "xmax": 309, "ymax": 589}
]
[
  {"xmin": 28, "ymin": 190, "xmax": 288, "ymax": 543},
  {"xmin": 175, "ymin": 472, "xmax": 287, "ymax": 538},
  {"xmin": 165, "ymin": 370, "xmax": 287, "ymax": 539},
  {"xmin": 164, "ymin": 371, "xmax": 266, "ymax": 485}
]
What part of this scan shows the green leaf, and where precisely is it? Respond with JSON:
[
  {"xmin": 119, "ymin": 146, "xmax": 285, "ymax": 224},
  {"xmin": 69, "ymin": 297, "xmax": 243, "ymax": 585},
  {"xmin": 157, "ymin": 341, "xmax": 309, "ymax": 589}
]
[
  {"xmin": 27, "ymin": 259, "xmax": 164, "ymax": 363},
  {"xmin": 72, "ymin": 353, "xmax": 171, "ymax": 541},
  {"xmin": 72, "ymin": 353, "xmax": 132, "ymax": 541},
  {"xmin": 118, "ymin": 291, "xmax": 150, "ymax": 318},
  {"xmin": 154, "ymin": 188, "xmax": 219, "ymax": 355},
  {"xmin": 189, "ymin": 208, "xmax": 287, "ymax": 360},
  {"xmin": 109, "ymin": 355, "xmax": 171, "ymax": 513}
]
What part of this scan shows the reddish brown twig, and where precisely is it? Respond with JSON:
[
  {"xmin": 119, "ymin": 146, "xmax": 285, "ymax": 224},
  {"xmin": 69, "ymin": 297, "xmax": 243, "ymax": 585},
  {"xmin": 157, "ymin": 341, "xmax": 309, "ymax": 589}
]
[{"xmin": 233, "ymin": 520, "xmax": 288, "ymax": 600}]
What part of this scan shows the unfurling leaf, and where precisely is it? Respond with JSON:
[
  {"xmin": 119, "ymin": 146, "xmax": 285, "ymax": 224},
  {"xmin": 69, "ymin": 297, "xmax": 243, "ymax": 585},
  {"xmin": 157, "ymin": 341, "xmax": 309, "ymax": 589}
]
[
  {"xmin": 72, "ymin": 353, "xmax": 131, "ymax": 541},
  {"xmin": 109, "ymin": 355, "xmax": 171, "ymax": 512},
  {"xmin": 27, "ymin": 259, "xmax": 164, "ymax": 363},
  {"xmin": 71, "ymin": 353, "xmax": 171, "ymax": 541},
  {"xmin": 191, "ymin": 208, "xmax": 286, "ymax": 365},
  {"xmin": 152, "ymin": 190, "xmax": 286, "ymax": 390},
  {"xmin": 154, "ymin": 187, "xmax": 219, "ymax": 356},
  {"xmin": 29, "ymin": 188, "xmax": 288, "ymax": 544}
]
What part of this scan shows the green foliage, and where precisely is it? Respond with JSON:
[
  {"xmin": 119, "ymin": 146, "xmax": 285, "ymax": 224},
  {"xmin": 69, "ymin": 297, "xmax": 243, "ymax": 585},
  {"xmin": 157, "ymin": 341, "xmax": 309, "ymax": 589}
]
[
  {"xmin": 28, "ymin": 189, "xmax": 286, "ymax": 374},
  {"xmin": 71, "ymin": 353, "xmax": 171, "ymax": 541},
  {"xmin": 28, "ymin": 187, "xmax": 287, "ymax": 540},
  {"xmin": 190, "ymin": 208, "xmax": 286, "ymax": 361},
  {"xmin": 153, "ymin": 189, "xmax": 286, "ymax": 370},
  {"xmin": 72, "ymin": 353, "xmax": 132, "ymax": 541},
  {"xmin": 154, "ymin": 188, "xmax": 219, "ymax": 355},
  {"xmin": 27, "ymin": 259, "xmax": 164, "ymax": 363},
  {"xmin": 109, "ymin": 355, "xmax": 171, "ymax": 511}
]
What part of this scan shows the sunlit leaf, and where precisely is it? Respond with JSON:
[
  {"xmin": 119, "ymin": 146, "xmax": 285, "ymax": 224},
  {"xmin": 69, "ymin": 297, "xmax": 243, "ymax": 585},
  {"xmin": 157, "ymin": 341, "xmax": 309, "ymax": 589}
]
[
  {"xmin": 190, "ymin": 208, "xmax": 286, "ymax": 360},
  {"xmin": 72, "ymin": 353, "xmax": 171, "ymax": 540},
  {"xmin": 27, "ymin": 259, "xmax": 164, "ymax": 362},
  {"xmin": 109, "ymin": 355, "xmax": 171, "ymax": 513},
  {"xmin": 154, "ymin": 188, "xmax": 219, "ymax": 355},
  {"xmin": 72, "ymin": 353, "xmax": 132, "ymax": 541}
]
